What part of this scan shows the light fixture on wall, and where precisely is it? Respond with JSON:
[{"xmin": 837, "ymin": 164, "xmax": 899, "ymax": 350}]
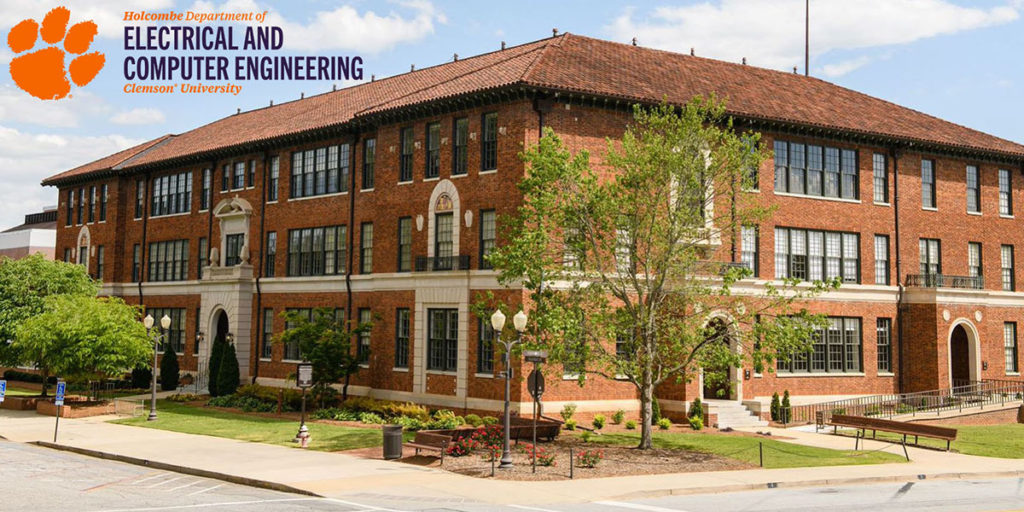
[{"xmin": 982, "ymin": 361, "xmax": 988, "ymax": 371}]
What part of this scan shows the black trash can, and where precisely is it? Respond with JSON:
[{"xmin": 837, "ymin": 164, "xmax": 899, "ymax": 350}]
[{"xmin": 382, "ymin": 424, "xmax": 403, "ymax": 459}]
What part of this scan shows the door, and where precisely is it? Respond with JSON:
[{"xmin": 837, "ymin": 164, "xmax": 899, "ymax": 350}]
[{"xmin": 950, "ymin": 324, "xmax": 971, "ymax": 388}]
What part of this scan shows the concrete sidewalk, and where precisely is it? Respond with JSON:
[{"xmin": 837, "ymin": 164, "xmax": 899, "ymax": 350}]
[{"xmin": 3, "ymin": 409, "xmax": 1024, "ymax": 506}]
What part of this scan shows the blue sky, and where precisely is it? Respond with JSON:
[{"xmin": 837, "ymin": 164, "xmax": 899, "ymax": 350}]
[{"xmin": 1, "ymin": 0, "xmax": 1022, "ymax": 229}]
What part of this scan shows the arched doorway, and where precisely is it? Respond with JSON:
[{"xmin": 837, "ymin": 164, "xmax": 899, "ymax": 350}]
[
  {"xmin": 703, "ymin": 319, "xmax": 733, "ymax": 399},
  {"xmin": 950, "ymin": 324, "xmax": 971, "ymax": 387},
  {"xmin": 214, "ymin": 310, "xmax": 229, "ymax": 353}
]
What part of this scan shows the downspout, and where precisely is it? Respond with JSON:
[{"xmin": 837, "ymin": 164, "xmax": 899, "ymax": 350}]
[
  {"xmin": 891, "ymin": 146, "xmax": 905, "ymax": 393},
  {"xmin": 252, "ymin": 151, "xmax": 269, "ymax": 384},
  {"xmin": 343, "ymin": 134, "xmax": 358, "ymax": 400},
  {"xmin": 137, "ymin": 172, "xmax": 151, "ymax": 305}
]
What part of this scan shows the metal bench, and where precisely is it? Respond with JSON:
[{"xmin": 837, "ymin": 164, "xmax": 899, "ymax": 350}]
[
  {"xmin": 828, "ymin": 414, "xmax": 957, "ymax": 459},
  {"xmin": 404, "ymin": 431, "xmax": 451, "ymax": 464}
]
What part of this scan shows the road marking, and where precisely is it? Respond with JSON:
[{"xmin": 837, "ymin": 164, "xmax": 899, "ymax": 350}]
[
  {"xmin": 186, "ymin": 484, "xmax": 223, "ymax": 496},
  {"xmin": 131, "ymin": 473, "xmax": 169, "ymax": 485},
  {"xmin": 84, "ymin": 473, "xmax": 158, "ymax": 493},
  {"xmin": 147, "ymin": 476, "xmax": 185, "ymax": 488},
  {"xmin": 165, "ymin": 480, "xmax": 201, "ymax": 492},
  {"xmin": 593, "ymin": 501, "xmax": 688, "ymax": 512},
  {"xmin": 323, "ymin": 498, "xmax": 402, "ymax": 511},
  {"xmin": 508, "ymin": 505, "xmax": 563, "ymax": 512},
  {"xmin": 93, "ymin": 497, "xmax": 322, "ymax": 511}
]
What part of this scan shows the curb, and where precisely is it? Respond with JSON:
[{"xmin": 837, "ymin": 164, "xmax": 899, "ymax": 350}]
[{"xmin": 31, "ymin": 441, "xmax": 321, "ymax": 497}]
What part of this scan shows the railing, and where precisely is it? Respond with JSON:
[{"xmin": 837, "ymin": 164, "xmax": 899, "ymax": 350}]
[
  {"xmin": 781, "ymin": 379, "xmax": 1024, "ymax": 429},
  {"xmin": 415, "ymin": 255, "xmax": 471, "ymax": 272},
  {"xmin": 906, "ymin": 273, "xmax": 983, "ymax": 290}
]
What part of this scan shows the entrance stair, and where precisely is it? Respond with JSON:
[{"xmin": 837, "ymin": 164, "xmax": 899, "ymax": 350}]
[{"xmin": 704, "ymin": 399, "xmax": 768, "ymax": 429}]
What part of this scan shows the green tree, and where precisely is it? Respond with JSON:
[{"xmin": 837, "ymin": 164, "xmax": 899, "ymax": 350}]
[
  {"xmin": 131, "ymin": 366, "xmax": 152, "ymax": 390},
  {"xmin": 160, "ymin": 342, "xmax": 180, "ymax": 391},
  {"xmin": 207, "ymin": 335, "xmax": 225, "ymax": 396},
  {"xmin": 14, "ymin": 295, "xmax": 150, "ymax": 391},
  {"xmin": 0, "ymin": 255, "xmax": 98, "ymax": 393},
  {"xmin": 217, "ymin": 341, "xmax": 240, "ymax": 396},
  {"xmin": 276, "ymin": 308, "xmax": 369, "ymax": 403},
  {"xmin": 486, "ymin": 99, "xmax": 835, "ymax": 449}
]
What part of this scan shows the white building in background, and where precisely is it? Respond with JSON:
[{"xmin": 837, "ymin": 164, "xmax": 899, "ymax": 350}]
[{"xmin": 0, "ymin": 207, "xmax": 57, "ymax": 260}]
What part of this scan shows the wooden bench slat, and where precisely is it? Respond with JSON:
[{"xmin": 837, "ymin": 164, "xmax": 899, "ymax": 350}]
[{"xmin": 828, "ymin": 414, "xmax": 957, "ymax": 445}]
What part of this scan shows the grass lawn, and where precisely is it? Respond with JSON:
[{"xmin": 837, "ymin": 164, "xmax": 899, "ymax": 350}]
[
  {"xmin": 836, "ymin": 424, "xmax": 1024, "ymax": 458},
  {"xmin": 4, "ymin": 386, "xmax": 42, "ymax": 396},
  {"xmin": 111, "ymin": 400, "xmax": 393, "ymax": 452},
  {"xmin": 587, "ymin": 431, "xmax": 906, "ymax": 468}
]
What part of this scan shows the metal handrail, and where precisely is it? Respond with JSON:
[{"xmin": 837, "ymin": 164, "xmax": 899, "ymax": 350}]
[
  {"xmin": 906, "ymin": 273, "xmax": 983, "ymax": 289},
  {"xmin": 779, "ymin": 379, "xmax": 1024, "ymax": 429}
]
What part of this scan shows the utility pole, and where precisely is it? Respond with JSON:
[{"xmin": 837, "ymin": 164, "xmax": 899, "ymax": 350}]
[{"xmin": 805, "ymin": 0, "xmax": 810, "ymax": 76}]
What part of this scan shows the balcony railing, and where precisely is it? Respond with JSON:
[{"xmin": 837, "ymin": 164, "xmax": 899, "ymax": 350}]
[
  {"xmin": 906, "ymin": 273, "xmax": 983, "ymax": 290},
  {"xmin": 415, "ymin": 255, "xmax": 471, "ymax": 272}
]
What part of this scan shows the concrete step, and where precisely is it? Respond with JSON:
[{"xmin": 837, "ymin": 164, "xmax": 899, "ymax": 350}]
[{"xmin": 703, "ymin": 400, "xmax": 768, "ymax": 428}]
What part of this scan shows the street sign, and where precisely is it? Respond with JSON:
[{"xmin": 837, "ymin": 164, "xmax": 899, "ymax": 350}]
[
  {"xmin": 527, "ymin": 369, "xmax": 545, "ymax": 400},
  {"xmin": 0, "ymin": 379, "xmax": 6, "ymax": 403},
  {"xmin": 296, "ymin": 363, "xmax": 313, "ymax": 388},
  {"xmin": 54, "ymin": 381, "xmax": 66, "ymax": 407}
]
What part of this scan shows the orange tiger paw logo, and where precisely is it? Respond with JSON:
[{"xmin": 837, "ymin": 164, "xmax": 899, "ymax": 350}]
[{"xmin": 7, "ymin": 7, "xmax": 105, "ymax": 100}]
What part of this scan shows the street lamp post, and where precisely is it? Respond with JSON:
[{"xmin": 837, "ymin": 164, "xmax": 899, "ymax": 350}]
[
  {"xmin": 492, "ymin": 309, "xmax": 528, "ymax": 469},
  {"xmin": 143, "ymin": 313, "xmax": 172, "ymax": 421}
]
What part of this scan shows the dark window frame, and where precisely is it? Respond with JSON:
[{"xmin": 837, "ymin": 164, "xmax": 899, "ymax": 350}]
[
  {"xmin": 481, "ymin": 112, "xmax": 498, "ymax": 171},
  {"xmin": 395, "ymin": 308, "xmax": 410, "ymax": 368},
  {"xmin": 452, "ymin": 117, "xmax": 468, "ymax": 175},
  {"xmin": 425, "ymin": 122, "xmax": 440, "ymax": 179}
]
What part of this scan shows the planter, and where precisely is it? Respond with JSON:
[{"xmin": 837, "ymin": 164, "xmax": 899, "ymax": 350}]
[
  {"xmin": 1, "ymin": 395, "xmax": 42, "ymax": 410},
  {"xmin": 36, "ymin": 397, "xmax": 116, "ymax": 418}
]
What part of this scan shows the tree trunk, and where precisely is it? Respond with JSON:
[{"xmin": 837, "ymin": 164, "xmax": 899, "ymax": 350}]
[
  {"xmin": 40, "ymin": 369, "xmax": 49, "ymax": 397},
  {"xmin": 638, "ymin": 363, "xmax": 654, "ymax": 449},
  {"xmin": 342, "ymin": 374, "xmax": 350, "ymax": 401}
]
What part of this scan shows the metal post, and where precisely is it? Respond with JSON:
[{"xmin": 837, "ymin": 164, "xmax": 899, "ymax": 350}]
[
  {"xmin": 532, "ymin": 361, "xmax": 538, "ymax": 474},
  {"xmin": 759, "ymin": 441, "xmax": 763, "ymax": 467},
  {"xmin": 569, "ymin": 446, "xmax": 574, "ymax": 479},
  {"xmin": 501, "ymin": 348, "xmax": 513, "ymax": 468},
  {"xmin": 148, "ymin": 328, "xmax": 160, "ymax": 421},
  {"xmin": 53, "ymin": 403, "xmax": 60, "ymax": 443}
]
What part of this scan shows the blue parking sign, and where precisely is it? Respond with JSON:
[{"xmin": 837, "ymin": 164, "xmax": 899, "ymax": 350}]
[
  {"xmin": 55, "ymin": 381, "xmax": 66, "ymax": 407},
  {"xmin": 0, "ymin": 380, "xmax": 6, "ymax": 403}
]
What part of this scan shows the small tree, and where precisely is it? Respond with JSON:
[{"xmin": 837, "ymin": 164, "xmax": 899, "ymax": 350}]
[
  {"xmin": 207, "ymin": 335, "xmax": 226, "ymax": 396},
  {"xmin": 217, "ymin": 342, "xmax": 240, "ymax": 396},
  {"xmin": 160, "ymin": 342, "xmax": 180, "ymax": 391},
  {"xmin": 781, "ymin": 390, "xmax": 792, "ymax": 424},
  {"xmin": 131, "ymin": 366, "xmax": 152, "ymax": 389},
  {"xmin": 688, "ymin": 397, "xmax": 703, "ymax": 420},
  {"xmin": 770, "ymin": 392, "xmax": 781, "ymax": 422},
  {"xmin": 276, "ymin": 308, "xmax": 370, "ymax": 403},
  {"xmin": 15, "ymin": 295, "xmax": 150, "ymax": 393}
]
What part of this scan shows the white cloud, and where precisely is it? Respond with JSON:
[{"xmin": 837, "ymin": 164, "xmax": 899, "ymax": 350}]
[
  {"xmin": 110, "ymin": 107, "xmax": 166, "ymax": 125},
  {"xmin": 0, "ymin": 125, "xmax": 142, "ymax": 230},
  {"xmin": 608, "ymin": 0, "xmax": 1018, "ymax": 75},
  {"xmin": 0, "ymin": 85, "xmax": 111, "ymax": 128},
  {"xmin": 821, "ymin": 56, "xmax": 872, "ymax": 77},
  {"xmin": 0, "ymin": 1, "xmax": 175, "ymax": 39},
  {"xmin": 189, "ymin": 0, "xmax": 444, "ymax": 52}
]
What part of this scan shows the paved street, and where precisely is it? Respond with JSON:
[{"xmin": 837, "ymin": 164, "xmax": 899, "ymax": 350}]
[{"xmin": 6, "ymin": 439, "xmax": 1024, "ymax": 512}]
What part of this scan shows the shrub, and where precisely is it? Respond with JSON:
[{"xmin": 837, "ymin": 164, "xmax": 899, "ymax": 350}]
[
  {"xmin": 689, "ymin": 416, "xmax": 703, "ymax": 430},
  {"xmin": 235, "ymin": 384, "xmax": 301, "ymax": 412},
  {"xmin": 216, "ymin": 342, "xmax": 240, "ymax": 397},
  {"xmin": 657, "ymin": 418, "xmax": 672, "ymax": 430},
  {"xmin": 625, "ymin": 420, "xmax": 637, "ymax": 430},
  {"xmin": 159, "ymin": 344, "xmax": 180, "ymax": 392},
  {"xmin": 3, "ymin": 369, "xmax": 56, "ymax": 384},
  {"xmin": 652, "ymin": 396, "xmax": 662, "ymax": 422},
  {"xmin": 207, "ymin": 335, "xmax": 225, "ymax": 397},
  {"xmin": 580, "ymin": 431, "xmax": 592, "ymax": 443},
  {"xmin": 464, "ymin": 414, "xmax": 483, "ymax": 427},
  {"xmin": 446, "ymin": 436, "xmax": 477, "ymax": 457},
  {"xmin": 611, "ymin": 409, "xmax": 625, "ymax": 425},
  {"xmin": 560, "ymin": 403, "xmax": 577, "ymax": 421},
  {"xmin": 339, "ymin": 396, "xmax": 429, "ymax": 421},
  {"xmin": 521, "ymin": 443, "xmax": 555, "ymax": 466},
  {"xmin": 166, "ymin": 393, "xmax": 199, "ymax": 403},
  {"xmin": 592, "ymin": 414, "xmax": 606, "ymax": 430},
  {"xmin": 130, "ymin": 366, "xmax": 152, "ymax": 390},
  {"xmin": 481, "ymin": 416, "xmax": 499, "ymax": 425},
  {"xmin": 359, "ymin": 412, "xmax": 384, "ymax": 424},
  {"xmin": 312, "ymin": 407, "xmax": 342, "ymax": 420},
  {"xmin": 564, "ymin": 419, "xmax": 577, "ymax": 431},
  {"xmin": 470, "ymin": 425, "xmax": 503, "ymax": 452},
  {"xmin": 770, "ymin": 392, "xmax": 781, "ymax": 422},
  {"xmin": 576, "ymin": 449, "xmax": 604, "ymax": 468},
  {"xmin": 426, "ymin": 409, "xmax": 461, "ymax": 430},
  {"xmin": 688, "ymin": 397, "xmax": 703, "ymax": 420},
  {"xmin": 781, "ymin": 390, "xmax": 791, "ymax": 423}
]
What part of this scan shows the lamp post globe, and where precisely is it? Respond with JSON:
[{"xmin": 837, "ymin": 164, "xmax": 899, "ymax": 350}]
[
  {"xmin": 143, "ymin": 314, "xmax": 154, "ymax": 329},
  {"xmin": 513, "ymin": 310, "xmax": 528, "ymax": 332},
  {"xmin": 160, "ymin": 314, "xmax": 172, "ymax": 330},
  {"xmin": 491, "ymin": 309, "xmax": 506, "ymax": 332}
]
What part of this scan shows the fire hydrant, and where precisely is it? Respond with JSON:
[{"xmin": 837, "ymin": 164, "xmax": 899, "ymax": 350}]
[{"xmin": 296, "ymin": 424, "xmax": 311, "ymax": 448}]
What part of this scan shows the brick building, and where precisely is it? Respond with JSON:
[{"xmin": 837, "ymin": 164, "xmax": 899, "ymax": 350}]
[{"xmin": 41, "ymin": 34, "xmax": 1024, "ymax": 418}]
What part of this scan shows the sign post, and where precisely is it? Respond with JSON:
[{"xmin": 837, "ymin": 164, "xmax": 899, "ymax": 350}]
[
  {"xmin": 524, "ymin": 350, "xmax": 548, "ymax": 474},
  {"xmin": 53, "ymin": 380, "xmax": 66, "ymax": 443},
  {"xmin": 294, "ymin": 363, "xmax": 313, "ymax": 447}
]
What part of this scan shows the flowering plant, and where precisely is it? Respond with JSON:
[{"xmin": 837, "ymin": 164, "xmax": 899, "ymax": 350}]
[{"xmin": 576, "ymin": 449, "xmax": 604, "ymax": 468}]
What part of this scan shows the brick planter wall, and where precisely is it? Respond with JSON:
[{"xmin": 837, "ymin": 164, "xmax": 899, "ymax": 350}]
[{"xmin": 36, "ymin": 399, "xmax": 116, "ymax": 418}]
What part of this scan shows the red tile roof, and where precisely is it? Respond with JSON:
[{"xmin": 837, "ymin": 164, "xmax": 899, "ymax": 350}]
[{"xmin": 44, "ymin": 33, "xmax": 1024, "ymax": 185}]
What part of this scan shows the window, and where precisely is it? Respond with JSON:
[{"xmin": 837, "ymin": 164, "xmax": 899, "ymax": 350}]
[
  {"xmin": 286, "ymin": 226, "xmax": 346, "ymax": 276},
  {"xmin": 200, "ymin": 169, "xmax": 211, "ymax": 210},
  {"xmin": 477, "ymin": 317, "xmax": 495, "ymax": 373},
  {"xmin": 150, "ymin": 171, "xmax": 193, "ymax": 217},
  {"xmin": 425, "ymin": 122, "xmax": 440, "ymax": 178},
  {"xmin": 775, "ymin": 140, "xmax": 857, "ymax": 199},
  {"xmin": 282, "ymin": 308, "xmax": 310, "ymax": 361},
  {"xmin": 248, "ymin": 160, "xmax": 256, "ymax": 188},
  {"xmin": 78, "ymin": 246, "xmax": 87, "ymax": 267},
  {"xmin": 1006, "ymin": 322, "xmax": 1018, "ymax": 373},
  {"xmin": 397, "ymin": 217, "xmax": 412, "ymax": 272},
  {"xmin": 262, "ymin": 309, "xmax": 273, "ymax": 359},
  {"xmin": 775, "ymin": 227, "xmax": 859, "ymax": 283},
  {"xmin": 616, "ymin": 228, "xmax": 634, "ymax": 274},
  {"xmin": 967, "ymin": 165, "xmax": 980, "ymax": 213},
  {"xmin": 194, "ymin": 307, "xmax": 201, "ymax": 355},
  {"xmin": 741, "ymin": 225, "xmax": 758, "ymax": 276},
  {"xmin": 360, "ymin": 223, "xmax": 373, "ymax": 273},
  {"xmin": 267, "ymin": 157, "xmax": 279, "ymax": 202},
  {"xmin": 616, "ymin": 331, "xmax": 630, "ymax": 360},
  {"xmin": 135, "ymin": 179, "xmax": 145, "ymax": 219},
  {"xmin": 62, "ymin": 248, "xmax": 70, "ymax": 262},
  {"xmin": 147, "ymin": 308, "xmax": 186, "ymax": 353},
  {"xmin": 148, "ymin": 240, "xmax": 189, "ymax": 282},
  {"xmin": 453, "ymin": 117, "xmax": 468, "ymax": 175},
  {"xmin": 480, "ymin": 210, "xmax": 496, "ymax": 269},
  {"xmin": 563, "ymin": 228, "xmax": 582, "ymax": 270},
  {"xmin": 922, "ymin": 159, "xmax": 936, "ymax": 209},
  {"xmin": 874, "ymin": 235, "xmax": 889, "ymax": 285},
  {"xmin": 399, "ymin": 127, "xmax": 414, "ymax": 182},
  {"xmin": 778, "ymin": 317, "xmax": 861, "ymax": 373},
  {"xmin": 1000, "ymin": 169, "xmax": 1012, "ymax": 216},
  {"xmin": 77, "ymin": 188, "xmax": 85, "ymax": 224},
  {"xmin": 65, "ymin": 190, "xmax": 73, "ymax": 226},
  {"xmin": 395, "ymin": 308, "xmax": 410, "ymax": 368},
  {"xmin": 289, "ymin": 145, "xmax": 348, "ymax": 198},
  {"xmin": 877, "ymin": 318, "xmax": 891, "ymax": 373},
  {"xmin": 362, "ymin": 138, "xmax": 375, "ymax": 189},
  {"xmin": 224, "ymin": 234, "xmax": 244, "ymax": 267},
  {"xmin": 132, "ymin": 244, "xmax": 141, "ymax": 282},
  {"xmin": 221, "ymin": 164, "xmax": 229, "ymax": 192},
  {"xmin": 99, "ymin": 184, "xmax": 108, "ymax": 221},
  {"xmin": 873, "ymin": 153, "xmax": 888, "ymax": 203},
  {"xmin": 742, "ymin": 136, "xmax": 759, "ymax": 190},
  {"xmin": 95, "ymin": 245, "xmax": 104, "ymax": 280},
  {"xmin": 358, "ymin": 308, "xmax": 372, "ymax": 364},
  {"xmin": 919, "ymin": 238, "xmax": 941, "ymax": 275},
  {"xmin": 427, "ymin": 308, "xmax": 458, "ymax": 371},
  {"xmin": 265, "ymin": 232, "xmax": 276, "ymax": 277},
  {"xmin": 198, "ymin": 238, "xmax": 207, "ymax": 279},
  {"xmin": 969, "ymin": 242, "xmax": 982, "ymax": 280},
  {"xmin": 88, "ymin": 186, "xmax": 96, "ymax": 223},
  {"xmin": 1002, "ymin": 244, "xmax": 1015, "ymax": 291},
  {"xmin": 434, "ymin": 213, "xmax": 453, "ymax": 262},
  {"xmin": 481, "ymin": 112, "xmax": 497, "ymax": 171},
  {"xmin": 232, "ymin": 162, "xmax": 245, "ymax": 190}
]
